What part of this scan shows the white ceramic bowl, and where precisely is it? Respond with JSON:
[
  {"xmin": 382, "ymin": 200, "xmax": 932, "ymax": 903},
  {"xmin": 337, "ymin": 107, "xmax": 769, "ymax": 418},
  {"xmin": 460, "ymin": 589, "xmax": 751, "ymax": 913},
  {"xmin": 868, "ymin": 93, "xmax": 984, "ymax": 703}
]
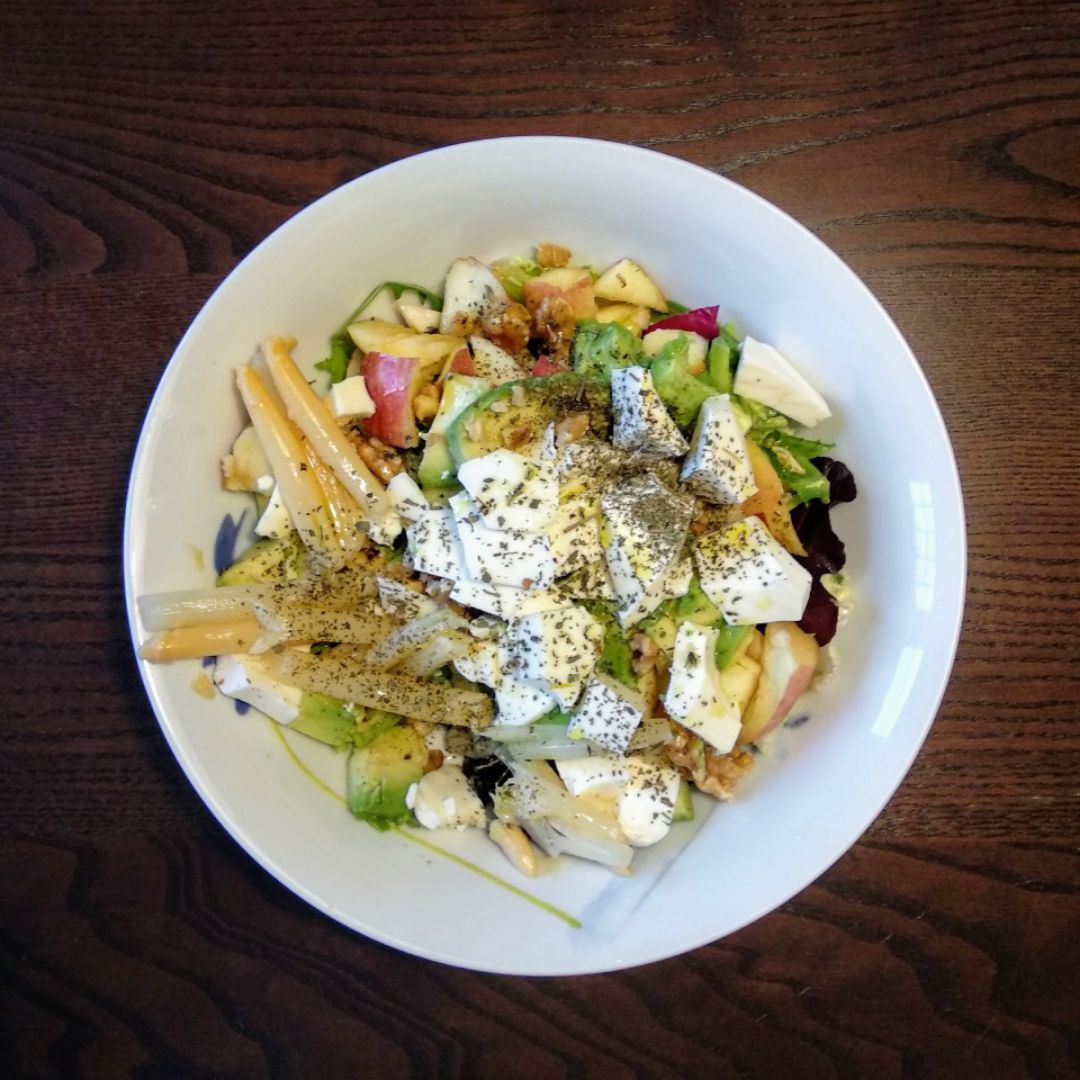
[{"xmin": 125, "ymin": 136, "xmax": 965, "ymax": 975}]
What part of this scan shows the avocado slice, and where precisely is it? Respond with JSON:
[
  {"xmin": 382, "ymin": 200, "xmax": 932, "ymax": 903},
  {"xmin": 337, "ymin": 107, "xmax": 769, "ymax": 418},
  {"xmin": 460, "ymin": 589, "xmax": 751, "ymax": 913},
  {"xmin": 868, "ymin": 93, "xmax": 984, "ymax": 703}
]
[
  {"xmin": 672, "ymin": 777, "xmax": 695, "ymax": 822},
  {"xmin": 446, "ymin": 373, "xmax": 612, "ymax": 464},
  {"xmin": 346, "ymin": 723, "xmax": 427, "ymax": 829},
  {"xmin": 288, "ymin": 692, "xmax": 359, "ymax": 750},
  {"xmin": 216, "ymin": 534, "xmax": 306, "ymax": 585}
]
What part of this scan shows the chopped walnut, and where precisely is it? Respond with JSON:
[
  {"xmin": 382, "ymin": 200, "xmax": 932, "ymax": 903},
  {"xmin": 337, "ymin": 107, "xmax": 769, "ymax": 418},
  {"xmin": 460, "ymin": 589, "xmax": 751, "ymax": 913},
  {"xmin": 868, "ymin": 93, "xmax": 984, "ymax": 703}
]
[
  {"xmin": 631, "ymin": 633, "xmax": 658, "ymax": 675},
  {"xmin": 482, "ymin": 301, "xmax": 531, "ymax": 355},
  {"xmin": 345, "ymin": 430, "xmax": 405, "ymax": 484},
  {"xmin": 424, "ymin": 749, "xmax": 444, "ymax": 773},
  {"xmin": 529, "ymin": 293, "xmax": 576, "ymax": 366},
  {"xmin": 555, "ymin": 412, "xmax": 589, "ymax": 448},
  {"xmin": 666, "ymin": 723, "xmax": 754, "ymax": 800},
  {"xmin": 536, "ymin": 241, "xmax": 571, "ymax": 268},
  {"xmin": 413, "ymin": 381, "xmax": 442, "ymax": 421}
]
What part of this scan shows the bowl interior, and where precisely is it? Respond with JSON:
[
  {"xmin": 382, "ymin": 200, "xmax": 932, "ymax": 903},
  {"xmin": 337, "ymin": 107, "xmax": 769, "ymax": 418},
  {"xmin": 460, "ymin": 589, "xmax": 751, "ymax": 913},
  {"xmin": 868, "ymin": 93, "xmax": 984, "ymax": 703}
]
[{"xmin": 125, "ymin": 137, "xmax": 965, "ymax": 974}]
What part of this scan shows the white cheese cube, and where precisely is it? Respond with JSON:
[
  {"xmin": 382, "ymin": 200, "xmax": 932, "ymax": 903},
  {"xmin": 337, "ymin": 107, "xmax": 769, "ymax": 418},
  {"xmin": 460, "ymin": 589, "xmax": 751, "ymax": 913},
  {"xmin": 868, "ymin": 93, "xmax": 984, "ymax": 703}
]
[
  {"xmin": 618, "ymin": 754, "xmax": 682, "ymax": 846},
  {"xmin": 449, "ymin": 578, "xmax": 570, "ymax": 621},
  {"xmin": 327, "ymin": 374, "xmax": 376, "ymax": 421},
  {"xmin": 693, "ymin": 516, "xmax": 812, "ymax": 625},
  {"xmin": 503, "ymin": 607, "xmax": 603, "ymax": 689},
  {"xmin": 405, "ymin": 508, "xmax": 468, "ymax": 580},
  {"xmin": 450, "ymin": 492, "xmax": 555, "ymax": 589},
  {"xmin": 733, "ymin": 336, "xmax": 832, "ymax": 427},
  {"xmin": 406, "ymin": 765, "xmax": 486, "ymax": 830},
  {"xmin": 679, "ymin": 394, "xmax": 757, "ymax": 504},
  {"xmin": 398, "ymin": 301, "xmax": 441, "ymax": 334},
  {"xmin": 254, "ymin": 484, "xmax": 293, "ymax": 540},
  {"xmin": 662, "ymin": 622, "xmax": 742, "ymax": 753},
  {"xmin": 642, "ymin": 328, "xmax": 708, "ymax": 372},
  {"xmin": 453, "ymin": 639, "xmax": 502, "ymax": 688},
  {"xmin": 555, "ymin": 755, "xmax": 628, "ymax": 798},
  {"xmin": 552, "ymin": 561, "xmax": 619, "ymax": 604},
  {"xmin": 610, "ymin": 366, "xmax": 688, "ymax": 458},
  {"xmin": 600, "ymin": 473, "xmax": 695, "ymax": 627},
  {"xmin": 567, "ymin": 673, "xmax": 647, "ymax": 755},
  {"xmin": 660, "ymin": 557, "xmax": 694, "ymax": 603},
  {"xmin": 457, "ymin": 448, "xmax": 558, "ymax": 533},
  {"xmin": 549, "ymin": 511, "xmax": 604, "ymax": 579},
  {"xmin": 546, "ymin": 679, "xmax": 587, "ymax": 711},
  {"xmin": 386, "ymin": 472, "xmax": 429, "ymax": 522},
  {"xmin": 494, "ymin": 677, "xmax": 558, "ymax": 727},
  {"xmin": 214, "ymin": 654, "xmax": 302, "ymax": 724}
]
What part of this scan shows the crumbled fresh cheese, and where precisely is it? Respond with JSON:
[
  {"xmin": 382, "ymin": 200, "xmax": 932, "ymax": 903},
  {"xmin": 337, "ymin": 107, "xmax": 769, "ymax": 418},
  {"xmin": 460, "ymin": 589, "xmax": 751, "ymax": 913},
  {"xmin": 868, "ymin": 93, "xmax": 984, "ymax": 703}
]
[
  {"xmin": 386, "ymin": 472, "xmax": 430, "ymax": 522},
  {"xmin": 494, "ymin": 676, "xmax": 559, "ymax": 726},
  {"xmin": 453, "ymin": 639, "xmax": 502, "ymax": 688},
  {"xmin": 405, "ymin": 508, "xmax": 468, "ymax": 579},
  {"xmin": 213, "ymin": 654, "xmax": 302, "ymax": 724},
  {"xmin": 327, "ymin": 374, "xmax": 377, "ymax": 421},
  {"xmin": 503, "ymin": 606, "xmax": 604, "ymax": 689},
  {"xmin": 567, "ymin": 673, "xmax": 647, "ymax": 755},
  {"xmin": 600, "ymin": 472, "xmax": 695, "ymax": 627},
  {"xmin": 449, "ymin": 492, "xmax": 555, "ymax": 589},
  {"xmin": 375, "ymin": 576, "xmax": 439, "ymax": 621},
  {"xmin": 254, "ymin": 484, "xmax": 293, "ymax": 540},
  {"xmin": 618, "ymin": 754, "xmax": 682, "ymax": 846},
  {"xmin": 457, "ymin": 448, "xmax": 558, "ymax": 533},
  {"xmin": 555, "ymin": 754, "xmax": 628, "ymax": 798},
  {"xmin": 679, "ymin": 394, "xmax": 757, "ymax": 504},
  {"xmin": 610, "ymin": 366, "xmax": 689, "ymax": 458},
  {"xmin": 406, "ymin": 764, "xmax": 486, "ymax": 830},
  {"xmin": 663, "ymin": 622, "xmax": 742, "ymax": 753},
  {"xmin": 733, "ymin": 336, "xmax": 832, "ymax": 427},
  {"xmin": 693, "ymin": 516, "xmax": 812, "ymax": 624}
]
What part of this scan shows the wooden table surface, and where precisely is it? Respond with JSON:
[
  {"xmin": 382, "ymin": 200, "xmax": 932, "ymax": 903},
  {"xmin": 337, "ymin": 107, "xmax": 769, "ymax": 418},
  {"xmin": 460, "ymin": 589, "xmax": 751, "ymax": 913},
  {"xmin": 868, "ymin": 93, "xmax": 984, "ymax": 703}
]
[{"xmin": 3, "ymin": 1, "xmax": 1079, "ymax": 1076}]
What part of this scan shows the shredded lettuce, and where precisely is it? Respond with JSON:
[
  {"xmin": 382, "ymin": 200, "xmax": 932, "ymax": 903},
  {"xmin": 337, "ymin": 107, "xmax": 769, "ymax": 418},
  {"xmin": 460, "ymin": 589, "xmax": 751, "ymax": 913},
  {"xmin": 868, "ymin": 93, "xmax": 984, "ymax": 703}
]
[
  {"xmin": 491, "ymin": 257, "xmax": 543, "ymax": 302},
  {"xmin": 762, "ymin": 431, "xmax": 833, "ymax": 506},
  {"xmin": 649, "ymin": 334, "xmax": 714, "ymax": 428},
  {"xmin": 571, "ymin": 320, "xmax": 644, "ymax": 383}
]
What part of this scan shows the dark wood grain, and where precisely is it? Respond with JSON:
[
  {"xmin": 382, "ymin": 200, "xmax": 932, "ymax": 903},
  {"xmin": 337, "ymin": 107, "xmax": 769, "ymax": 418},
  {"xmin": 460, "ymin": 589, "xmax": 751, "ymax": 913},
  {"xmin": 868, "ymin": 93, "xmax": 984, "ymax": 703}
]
[{"xmin": 2, "ymin": 1, "xmax": 1078, "ymax": 1076}]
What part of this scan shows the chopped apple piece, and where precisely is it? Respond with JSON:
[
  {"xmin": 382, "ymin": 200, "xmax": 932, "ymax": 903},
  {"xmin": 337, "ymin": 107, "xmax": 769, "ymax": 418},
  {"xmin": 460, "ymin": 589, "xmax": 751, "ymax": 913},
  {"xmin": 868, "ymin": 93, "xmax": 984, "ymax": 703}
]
[
  {"xmin": 523, "ymin": 268, "xmax": 597, "ymax": 321},
  {"xmin": 398, "ymin": 302, "xmax": 440, "ymax": 334},
  {"xmin": 718, "ymin": 654, "xmax": 761, "ymax": 715},
  {"xmin": 740, "ymin": 441, "xmax": 806, "ymax": 556},
  {"xmin": 740, "ymin": 622, "xmax": 819, "ymax": 743},
  {"xmin": 594, "ymin": 258, "xmax": 668, "ymax": 312},
  {"xmin": 595, "ymin": 302, "xmax": 651, "ymax": 335}
]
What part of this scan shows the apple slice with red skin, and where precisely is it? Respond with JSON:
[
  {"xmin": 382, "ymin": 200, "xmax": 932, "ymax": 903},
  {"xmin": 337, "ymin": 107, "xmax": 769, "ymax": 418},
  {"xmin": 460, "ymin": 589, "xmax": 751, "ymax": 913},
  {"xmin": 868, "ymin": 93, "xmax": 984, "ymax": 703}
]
[
  {"xmin": 360, "ymin": 351, "xmax": 424, "ymax": 448},
  {"xmin": 739, "ymin": 621, "xmax": 820, "ymax": 743}
]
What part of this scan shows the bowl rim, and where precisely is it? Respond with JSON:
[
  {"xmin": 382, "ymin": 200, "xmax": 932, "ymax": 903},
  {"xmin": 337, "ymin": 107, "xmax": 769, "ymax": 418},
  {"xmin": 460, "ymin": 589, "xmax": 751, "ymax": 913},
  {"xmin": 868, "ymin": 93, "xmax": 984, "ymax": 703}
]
[{"xmin": 123, "ymin": 135, "xmax": 967, "ymax": 973}]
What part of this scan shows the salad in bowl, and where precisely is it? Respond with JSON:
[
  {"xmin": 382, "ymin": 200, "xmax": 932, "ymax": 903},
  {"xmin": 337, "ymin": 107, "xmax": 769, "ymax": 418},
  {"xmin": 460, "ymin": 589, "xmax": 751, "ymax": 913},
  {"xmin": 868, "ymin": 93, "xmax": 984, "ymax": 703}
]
[{"xmin": 137, "ymin": 243, "xmax": 856, "ymax": 880}]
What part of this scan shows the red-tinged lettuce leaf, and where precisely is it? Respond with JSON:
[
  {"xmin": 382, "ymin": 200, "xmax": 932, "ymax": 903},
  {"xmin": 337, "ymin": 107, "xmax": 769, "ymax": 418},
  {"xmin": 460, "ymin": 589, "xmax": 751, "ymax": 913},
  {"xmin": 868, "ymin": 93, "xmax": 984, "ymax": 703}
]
[
  {"xmin": 815, "ymin": 456, "xmax": 857, "ymax": 505},
  {"xmin": 798, "ymin": 577, "xmax": 839, "ymax": 645},
  {"xmin": 644, "ymin": 305, "xmax": 720, "ymax": 340},
  {"xmin": 790, "ymin": 457, "xmax": 858, "ymax": 645}
]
